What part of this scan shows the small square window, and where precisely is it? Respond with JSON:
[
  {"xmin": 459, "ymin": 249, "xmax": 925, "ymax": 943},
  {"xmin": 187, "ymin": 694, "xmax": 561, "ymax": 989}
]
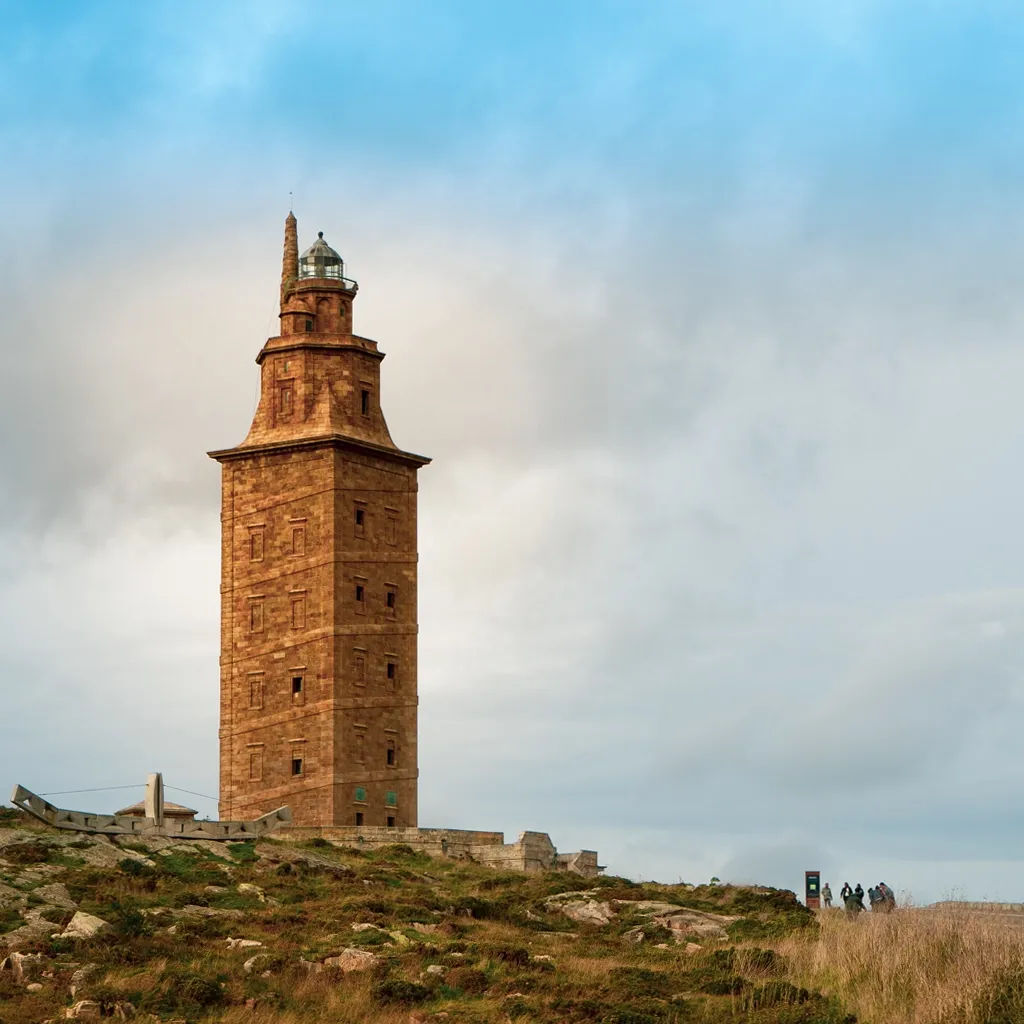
[
  {"xmin": 385, "ymin": 791, "xmax": 397, "ymax": 807},
  {"xmin": 387, "ymin": 816, "xmax": 396, "ymax": 828},
  {"xmin": 355, "ymin": 811, "xmax": 364, "ymax": 826},
  {"xmin": 360, "ymin": 389, "xmax": 370, "ymax": 415},
  {"xmin": 355, "ymin": 786, "xmax": 367, "ymax": 802},
  {"xmin": 291, "ymin": 757, "xmax": 304, "ymax": 776},
  {"xmin": 304, "ymin": 319, "xmax": 313, "ymax": 332}
]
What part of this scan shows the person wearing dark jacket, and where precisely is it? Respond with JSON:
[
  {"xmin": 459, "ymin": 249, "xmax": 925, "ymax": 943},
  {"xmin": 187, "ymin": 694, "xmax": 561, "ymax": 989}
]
[{"xmin": 840, "ymin": 882, "xmax": 852, "ymax": 902}]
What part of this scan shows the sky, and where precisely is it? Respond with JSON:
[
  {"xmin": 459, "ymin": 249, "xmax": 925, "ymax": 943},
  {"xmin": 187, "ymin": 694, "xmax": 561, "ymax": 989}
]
[{"xmin": 2, "ymin": 0, "xmax": 1024, "ymax": 904}]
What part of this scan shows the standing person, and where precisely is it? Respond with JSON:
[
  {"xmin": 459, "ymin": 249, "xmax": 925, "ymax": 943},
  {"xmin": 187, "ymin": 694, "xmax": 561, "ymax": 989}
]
[
  {"xmin": 822, "ymin": 882, "xmax": 833, "ymax": 908},
  {"xmin": 867, "ymin": 886, "xmax": 882, "ymax": 910},
  {"xmin": 854, "ymin": 884, "xmax": 866, "ymax": 911},
  {"xmin": 840, "ymin": 882, "xmax": 852, "ymax": 902},
  {"xmin": 878, "ymin": 882, "xmax": 896, "ymax": 911}
]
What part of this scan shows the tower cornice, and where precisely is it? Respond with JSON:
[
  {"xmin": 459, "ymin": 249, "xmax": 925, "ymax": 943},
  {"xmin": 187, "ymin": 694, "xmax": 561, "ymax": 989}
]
[
  {"xmin": 208, "ymin": 432, "xmax": 431, "ymax": 468},
  {"xmin": 256, "ymin": 335, "xmax": 384, "ymax": 366}
]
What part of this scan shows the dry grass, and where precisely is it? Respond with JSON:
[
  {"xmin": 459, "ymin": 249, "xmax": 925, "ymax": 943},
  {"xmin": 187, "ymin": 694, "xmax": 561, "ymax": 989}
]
[{"xmin": 774, "ymin": 905, "xmax": 1024, "ymax": 1024}]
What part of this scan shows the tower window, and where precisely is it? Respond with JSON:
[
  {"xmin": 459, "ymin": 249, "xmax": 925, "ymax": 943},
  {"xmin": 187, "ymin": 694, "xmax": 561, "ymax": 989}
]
[
  {"xmin": 360, "ymin": 389, "xmax": 370, "ymax": 415},
  {"xmin": 292, "ymin": 676, "xmax": 303, "ymax": 695},
  {"xmin": 291, "ymin": 757, "xmax": 304, "ymax": 776},
  {"xmin": 386, "ymin": 589, "xmax": 396, "ymax": 617},
  {"xmin": 384, "ymin": 513, "xmax": 397, "ymax": 546},
  {"xmin": 355, "ymin": 507, "xmax": 365, "ymax": 528},
  {"xmin": 291, "ymin": 596, "xmax": 306, "ymax": 630},
  {"xmin": 249, "ymin": 749, "xmax": 263, "ymax": 781},
  {"xmin": 304, "ymin": 319, "xmax": 313, "ymax": 332},
  {"xmin": 291, "ymin": 525, "xmax": 305, "ymax": 556},
  {"xmin": 387, "ymin": 816, "xmax": 396, "ymax": 828},
  {"xmin": 385, "ymin": 791, "xmax": 397, "ymax": 807},
  {"xmin": 355, "ymin": 732, "xmax": 365, "ymax": 762},
  {"xmin": 355, "ymin": 786, "xmax": 367, "ymax": 802},
  {"xmin": 355, "ymin": 584, "xmax": 364, "ymax": 603},
  {"xmin": 249, "ymin": 601, "xmax": 264, "ymax": 633},
  {"xmin": 354, "ymin": 651, "xmax": 367, "ymax": 685},
  {"xmin": 279, "ymin": 385, "xmax": 293, "ymax": 418},
  {"xmin": 248, "ymin": 676, "xmax": 264, "ymax": 709},
  {"xmin": 355, "ymin": 811, "xmax": 364, "ymax": 826},
  {"xmin": 248, "ymin": 528, "xmax": 264, "ymax": 561},
  {"xmin": 386, "ymin": 740, "xmax": 396, "ymax": 767},
  {"xmin": 386, "ymin": 661, "xmax": 396, "ymax": 681}
]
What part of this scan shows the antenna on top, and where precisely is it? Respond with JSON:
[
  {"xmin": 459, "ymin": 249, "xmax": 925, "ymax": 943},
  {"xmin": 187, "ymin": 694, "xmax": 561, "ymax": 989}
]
[{"xmin": 289, "ymin": 190, "xmax": 293, "ymax": 213}]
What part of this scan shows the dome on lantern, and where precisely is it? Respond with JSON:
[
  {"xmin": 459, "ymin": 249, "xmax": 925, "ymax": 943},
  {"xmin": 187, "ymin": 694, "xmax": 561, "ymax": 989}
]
[{"xmin": 298, "ymin": 232, "xmax": 356, "ymax": 289}]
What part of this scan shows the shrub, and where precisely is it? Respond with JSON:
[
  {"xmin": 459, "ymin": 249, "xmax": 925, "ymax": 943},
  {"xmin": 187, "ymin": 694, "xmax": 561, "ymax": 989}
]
[
  {"xmin": 445, "ymin": 966, "xmax": 490, "ymax": 995},
  {"xmin": 118, "ymin": 858, "xmax": 157, "ymax": 879},
  {"xmin": 306, "ymin": 837, "xmax": 331, "ymax": 848},
  {"xmin": 600, "ymin": 1012, "xmax": 659, "ymax": 1024},
  {"xmin": 491, "ymin": 945, "xmax": 531, "ymax": 967},
  {"xmin": 372, "ymin": 978, "xmax": 432, "ymax": 1005},
  {"xmin": 144, "ymin": 969, "xmax": 226, "ymax": 1015},
  {"xmin": 737, "ymin": 946, "xmax": 785, "ymax": 976},
  {"xmin": 3, "ymin": 842, "xmax": 51, "ymax": 865},
  {"xmin": 700, "ymin": 975, "xmax": 748, "ymax": 996},
  {"xmin": 744, "ymin": 980, "xmax": 814, "ymax": 1009},
  {"xmin": 607, "ymin": 966, "xmax": 674, "ymax": 998},
  {"xmin": 0, "ymin": 909, "xmax": 22, "ymax": 935}
]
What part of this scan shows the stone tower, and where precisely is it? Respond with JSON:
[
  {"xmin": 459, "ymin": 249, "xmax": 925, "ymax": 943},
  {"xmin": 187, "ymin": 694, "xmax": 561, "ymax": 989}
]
[{"xmin": 209, "ymin": 214, "xmax": 429, "ymax": 828}]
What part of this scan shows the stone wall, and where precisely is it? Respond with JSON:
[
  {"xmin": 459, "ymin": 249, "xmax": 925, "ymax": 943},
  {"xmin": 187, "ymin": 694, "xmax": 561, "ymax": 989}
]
[{"xmin": 278, "ymin": 825, "xmax": 601, "ymax": 876}]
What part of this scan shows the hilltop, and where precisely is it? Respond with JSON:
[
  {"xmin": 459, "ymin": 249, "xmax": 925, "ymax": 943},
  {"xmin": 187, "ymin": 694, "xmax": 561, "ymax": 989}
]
[{"xmin": 2, "ymin": 807, "xmax": 1023, "ymax": 1024}]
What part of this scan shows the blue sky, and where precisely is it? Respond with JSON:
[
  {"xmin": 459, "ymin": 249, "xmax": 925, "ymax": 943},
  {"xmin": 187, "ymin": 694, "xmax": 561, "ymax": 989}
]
[{"xmin": 3, "ymin": 1, "xmax": 1024, "ymax": 903}]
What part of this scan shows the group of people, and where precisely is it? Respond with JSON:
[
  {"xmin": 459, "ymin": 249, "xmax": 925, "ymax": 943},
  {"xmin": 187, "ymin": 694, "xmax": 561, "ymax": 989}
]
[{"xmin": 821, "ymin": 881, "xmax": 895, "ymax": 914}]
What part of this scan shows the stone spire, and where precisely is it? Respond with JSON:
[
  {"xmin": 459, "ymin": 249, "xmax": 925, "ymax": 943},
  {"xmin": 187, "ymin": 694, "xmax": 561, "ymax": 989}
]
[{"xmin": 281, "ymin": 211, "xmax": 298, "ymax": 308}]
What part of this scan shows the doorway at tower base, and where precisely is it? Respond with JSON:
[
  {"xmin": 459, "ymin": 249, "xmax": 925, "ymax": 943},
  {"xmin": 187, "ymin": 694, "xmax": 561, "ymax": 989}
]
[{"xmin": 278, "ymin": 825, "xmax": 603, "ymax": 877}]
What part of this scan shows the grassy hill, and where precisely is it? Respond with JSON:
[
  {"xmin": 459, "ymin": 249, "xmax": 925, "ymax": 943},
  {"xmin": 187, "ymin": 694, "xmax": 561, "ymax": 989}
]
[{"xmin": 1, "ymin": 807, "xmax": 1021, "ymax": 1024}]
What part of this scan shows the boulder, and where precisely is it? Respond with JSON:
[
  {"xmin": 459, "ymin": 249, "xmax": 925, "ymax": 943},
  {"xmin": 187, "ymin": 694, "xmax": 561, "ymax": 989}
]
[
  {"xmin": 237, "ymin": 883, "xmax": 267, "ymax": 902},
  {"xmin": 70, "ymin": 963, "xmax": 100, "ymax": 997},
  {"xmin": 61, "ymin": 912, "xmax": 111, "ymax": 941},
  {"xmin": 243, "ymin": 953, "xmax": 272, "ymax": 974},
  {"xmin": 64, "ymin": 1001, "xmax": 102, "ymax": 1020},
  {"xmin": 351, "ymin": 922, "xmax": 387, "ymax": 933},
  {"xmin": 551, "ymin": 899, "xmax": 614, "ymax": 926},
  {"xmin": 226, "ymin": 937, "xmax": 263, "ymax": 950},
  {"xmin": 321, "ymin": 948, "xmax": 379, "ymax": 973},
  {"xmin": 0, "ymin": 950, "xmax": 48, "ymax": 983},
  {"xmin": 425, "ymin": 964, "xmax": 445, "ymax": 975}
]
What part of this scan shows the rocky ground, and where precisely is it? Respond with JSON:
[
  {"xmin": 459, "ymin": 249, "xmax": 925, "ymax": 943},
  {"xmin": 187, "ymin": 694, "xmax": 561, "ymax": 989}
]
[{"xmin": 0, "ymin": 806, "xmax": 850, "ymax": 1023}]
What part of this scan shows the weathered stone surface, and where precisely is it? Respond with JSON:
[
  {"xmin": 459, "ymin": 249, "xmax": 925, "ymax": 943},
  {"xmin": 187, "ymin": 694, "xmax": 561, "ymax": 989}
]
[
  {"xmin": 226, "ymin": 937, "xmax": 263, "ymax": 950},
  {"xmin": 64, "ymin": 1001, "xmax": 102, "ymax": 1020},
  {"xmin": 351, "ymin": 922, "xmax": 387, "ymax": 933},
  {"xmin": 70, "ymin": 963, "xmax": 100, "ymax": 996},
  {"xmin": 35, "ymin": 882, "xmax": 77, "ymax": 910},
  {"xmin": 0, "ymin": 950, "xmax": 48, "ymax": 982},
  {"xmin": 424, "ymin": 964, "xmax": 444, "ymax": 975},
  {"xmin": 142, "ymin": 905, "xmax": 244, "ymax": 920},
  {"xmin": 321, "ymin": 947, "xmax": 379, "ymax": 973},
  {"xmin": 1, "ymin": 908, "xmax": 58, "ymax": 949},
  {"xmin": 549, "ymin": 898, "xmax": 615, "ymax": 926},
  {"xmin": 237, "ymin": 882, "xmax": 266, "ymax": 902},
  {"xmin": 243, "ymin": 953, "xmax": 272, "ymax": 974},
  {"xmin": 613, "ymin": 901, "xmax": 737, "ymax": 940},
  {"xmin": 25, "ymin": 981, "xmax": 43, "ymax": 991},
  {"xmin": 61, "ymin": 912, "xmax": 111, "ymax": 941}
]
